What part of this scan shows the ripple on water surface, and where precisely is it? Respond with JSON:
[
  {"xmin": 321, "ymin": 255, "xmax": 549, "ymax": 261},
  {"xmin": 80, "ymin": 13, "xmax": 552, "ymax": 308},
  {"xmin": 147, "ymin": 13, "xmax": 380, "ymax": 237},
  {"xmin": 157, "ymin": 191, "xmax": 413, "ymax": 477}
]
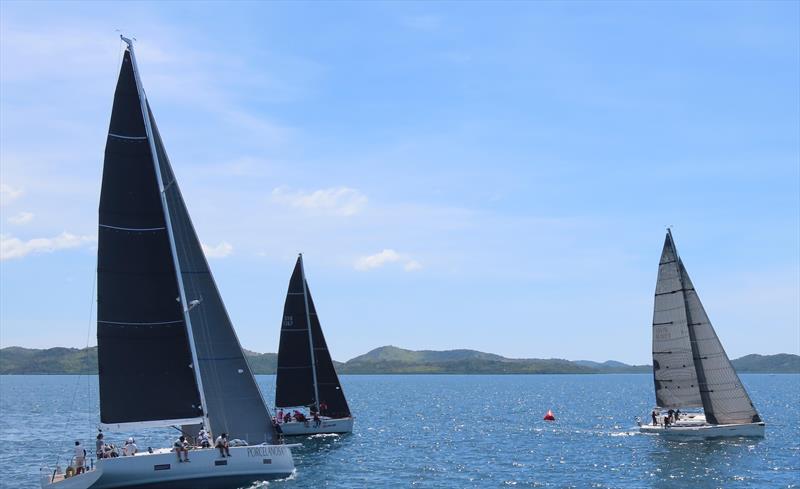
[{"xmin": 1, "ymin": 374, "xmax": 797, "ymax": 488}]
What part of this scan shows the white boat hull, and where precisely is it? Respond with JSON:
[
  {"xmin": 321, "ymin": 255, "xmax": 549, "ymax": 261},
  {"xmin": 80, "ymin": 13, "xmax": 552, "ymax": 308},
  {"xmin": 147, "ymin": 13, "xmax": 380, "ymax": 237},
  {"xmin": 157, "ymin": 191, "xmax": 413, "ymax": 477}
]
[
  {"xmin": 639, "ymin": 422, "xmax": 765, "ymax": 438},
  {"xmin": 278, "ymin": 417, "xmax": 354, "ymax": 436},
  {"xmin": 42, "ymin": 445, "xmax": 294, "ymax": 489}
]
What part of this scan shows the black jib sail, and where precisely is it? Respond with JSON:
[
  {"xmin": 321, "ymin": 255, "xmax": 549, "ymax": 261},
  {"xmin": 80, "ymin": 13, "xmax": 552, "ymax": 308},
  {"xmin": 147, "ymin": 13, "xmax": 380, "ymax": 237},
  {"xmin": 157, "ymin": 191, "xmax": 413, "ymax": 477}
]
[{"xmin": 275, "ymin": 255, "xmax": 350, "ymax": 418}]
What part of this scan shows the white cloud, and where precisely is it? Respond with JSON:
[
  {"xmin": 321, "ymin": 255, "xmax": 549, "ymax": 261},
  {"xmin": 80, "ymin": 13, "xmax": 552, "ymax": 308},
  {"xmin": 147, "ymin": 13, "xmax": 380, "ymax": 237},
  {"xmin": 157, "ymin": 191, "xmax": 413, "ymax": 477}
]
[
  {"xmin": 8, "ymin": 211, "xmax": 34, "ymax": 224},
  {"xmin": 202, "ymin": 241, "xmax": 234, "ymax": 259},
  {"xmin": 0, "ymin": 184, "xmax": 24, "ymax": 206},
  {"xmin": 0, "ymin": 232, "xmax": 95, "ymax": 261},
  {"xmin": 272, "ymin": 186, "xmax": 367, "ymax": 216},
  {"xmin": 355, "ymin": 249, "xmax": 422, "ymax": 272}
]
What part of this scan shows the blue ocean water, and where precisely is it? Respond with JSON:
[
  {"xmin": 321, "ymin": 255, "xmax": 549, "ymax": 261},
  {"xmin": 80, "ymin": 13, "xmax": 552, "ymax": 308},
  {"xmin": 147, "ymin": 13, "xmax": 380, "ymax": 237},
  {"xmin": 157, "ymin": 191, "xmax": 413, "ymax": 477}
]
[{"xmin": 1, "ymin": 374, "xmax": 798, "ymax": 488}]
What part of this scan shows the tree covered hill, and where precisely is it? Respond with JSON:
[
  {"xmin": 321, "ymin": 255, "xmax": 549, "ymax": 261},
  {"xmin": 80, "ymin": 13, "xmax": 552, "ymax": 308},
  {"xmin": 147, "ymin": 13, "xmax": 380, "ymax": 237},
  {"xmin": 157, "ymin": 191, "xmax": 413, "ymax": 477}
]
[{"xmin": 1, "ymin": 345, "xmax": 797, "ymax": 375}]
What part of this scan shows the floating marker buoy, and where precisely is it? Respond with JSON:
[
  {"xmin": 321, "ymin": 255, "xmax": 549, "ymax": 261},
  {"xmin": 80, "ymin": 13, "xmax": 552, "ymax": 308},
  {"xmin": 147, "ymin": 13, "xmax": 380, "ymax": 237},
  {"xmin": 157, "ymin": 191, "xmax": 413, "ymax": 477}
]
[{"xmin": 543, "ymin": 409, "xmax": 555, "ymax": 421}]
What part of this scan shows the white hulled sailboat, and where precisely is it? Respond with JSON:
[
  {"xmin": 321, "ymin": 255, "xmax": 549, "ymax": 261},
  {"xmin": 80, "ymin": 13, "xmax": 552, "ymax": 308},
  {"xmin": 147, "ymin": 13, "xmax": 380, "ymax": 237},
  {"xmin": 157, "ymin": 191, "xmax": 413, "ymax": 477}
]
[
  {"xmin": 639, "ymin": 229, "xmax": 765, "ymax": 438},
  {"xmin": 273, "ymin": 255, "xmax": 354, "ymax": 435},
  {"xmin": 41, "ymin": 36, "xmax": 295, "ymax": 488}
]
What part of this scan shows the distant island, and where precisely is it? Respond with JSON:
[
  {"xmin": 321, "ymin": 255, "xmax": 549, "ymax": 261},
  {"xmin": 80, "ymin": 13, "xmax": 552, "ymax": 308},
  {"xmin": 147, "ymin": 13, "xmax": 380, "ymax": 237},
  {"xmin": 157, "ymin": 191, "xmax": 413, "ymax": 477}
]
[{"xmin": 1, "ymin": 345, "xmax": 798, "ymax": 375}]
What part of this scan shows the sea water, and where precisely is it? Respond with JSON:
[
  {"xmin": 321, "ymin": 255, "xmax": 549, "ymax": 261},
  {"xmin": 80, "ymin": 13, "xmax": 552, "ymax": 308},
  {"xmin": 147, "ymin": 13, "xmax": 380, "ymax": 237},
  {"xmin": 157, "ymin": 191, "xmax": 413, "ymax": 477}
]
[{"xmin": 1, "ymin": 374, "xmax": 797, "ymax": 488}]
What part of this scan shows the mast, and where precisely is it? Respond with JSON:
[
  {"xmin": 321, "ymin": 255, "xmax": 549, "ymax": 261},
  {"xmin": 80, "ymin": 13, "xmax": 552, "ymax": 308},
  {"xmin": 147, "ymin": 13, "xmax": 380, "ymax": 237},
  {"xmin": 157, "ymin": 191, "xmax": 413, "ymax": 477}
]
[
  {"xmin": 299, "ymin": 254, "xmax": 320, "ymax": 412},
  {"xmin": 121, "ymin": 35, "xmax": 210, "ymax": 430}
]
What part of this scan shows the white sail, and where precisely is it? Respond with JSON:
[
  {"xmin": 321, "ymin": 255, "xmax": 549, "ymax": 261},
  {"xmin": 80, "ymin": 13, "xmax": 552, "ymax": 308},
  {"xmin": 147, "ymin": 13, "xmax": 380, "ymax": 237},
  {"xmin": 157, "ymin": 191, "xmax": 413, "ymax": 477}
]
[{"xmin": 651, "ymin": 231, "xmax": 702, "ymax": 408}]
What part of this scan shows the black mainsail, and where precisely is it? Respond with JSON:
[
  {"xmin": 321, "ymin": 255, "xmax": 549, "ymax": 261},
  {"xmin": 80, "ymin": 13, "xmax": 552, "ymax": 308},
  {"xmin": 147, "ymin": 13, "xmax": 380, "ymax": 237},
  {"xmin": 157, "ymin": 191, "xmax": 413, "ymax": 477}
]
[
  {"xmin": 98, "ymin": 39, "xmax": 277, "ymax": 443},
  {"xmin": 651, "ymin": 230, "xmax": 761, "ymax": 425},
  {"xmin": 276, "ymin": 255, "xmax": 350, "ymax": 418},
  {"xmin": 98, "ymin": 49, "xmax": 202, "ymax": 428}
]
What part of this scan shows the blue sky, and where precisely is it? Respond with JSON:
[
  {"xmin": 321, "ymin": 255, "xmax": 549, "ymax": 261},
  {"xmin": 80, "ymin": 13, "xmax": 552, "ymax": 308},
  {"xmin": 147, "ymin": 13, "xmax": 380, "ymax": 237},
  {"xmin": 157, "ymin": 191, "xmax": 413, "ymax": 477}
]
[{"xmin": 0, "ymin": 1, "xmax": 797, "ymax": 364}]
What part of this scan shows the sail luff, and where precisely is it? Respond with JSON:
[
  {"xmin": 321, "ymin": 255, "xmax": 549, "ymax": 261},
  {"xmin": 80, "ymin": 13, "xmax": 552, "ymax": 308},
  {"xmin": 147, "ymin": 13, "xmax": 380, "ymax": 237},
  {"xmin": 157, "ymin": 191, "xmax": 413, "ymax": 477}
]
[
  {"xmin": 300, "ymin": 255, "xmax": 321, "ymax": 412},
  {"xmin": 122, "ymin": 37, "xmax": 211, "ymax": 430}
]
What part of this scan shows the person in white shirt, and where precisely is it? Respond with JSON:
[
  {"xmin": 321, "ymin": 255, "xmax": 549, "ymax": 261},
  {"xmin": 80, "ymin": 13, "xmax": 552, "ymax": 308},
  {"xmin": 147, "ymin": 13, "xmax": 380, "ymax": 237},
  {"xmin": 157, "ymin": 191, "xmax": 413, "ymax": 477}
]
[
  {"xmin": 73, "ymin": 441, "xmax": 86, "ymax": 474},
  {"xmin": 215, "ymin": 433, "xmax": 231, "ymax": 458},
  {"xmin": 173, "ymin": 436, "xmax": 190, "ymax": 462},
  {"xmin": 123, "ymin": 437, "xmax": 137, "ymax": 456},
  {"xmin": 198, "ymin": 427, "xmax": 210, "ymax": 448}
]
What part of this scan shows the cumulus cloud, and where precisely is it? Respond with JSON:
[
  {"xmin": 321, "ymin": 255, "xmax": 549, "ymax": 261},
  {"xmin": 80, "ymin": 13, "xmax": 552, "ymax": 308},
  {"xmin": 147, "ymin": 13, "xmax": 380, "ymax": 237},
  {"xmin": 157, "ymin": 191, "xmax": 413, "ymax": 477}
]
[
  {"xmin": 355, "ymin": 249, "xmax": 422, "ymax": 272},
  {"xmin": 202, "ymin": 241, "xmax": 234, "ymax": 259},
  {"xmin": 272, "ymin": 186, "xmax": 367, "ymax": 216},
  {"xmin": 8, "ymin": 211, "xmax": 34, "ymax": 224},
  {"xmin": 0, "ymin": 232, "xmax": 95, "ymax": 261},
  {"xmin": 0, "ymin": 184, "xmax": 23, "ymax": 206}
]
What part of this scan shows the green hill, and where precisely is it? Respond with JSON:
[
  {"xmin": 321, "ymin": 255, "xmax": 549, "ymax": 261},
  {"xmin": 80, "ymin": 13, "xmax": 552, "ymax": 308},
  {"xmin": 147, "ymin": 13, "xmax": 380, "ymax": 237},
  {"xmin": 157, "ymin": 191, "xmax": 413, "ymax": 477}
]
[
  {"xmin": 0, "ymin": 345, "xmax": 796, "ymax": 375},
  {"xmin": 731, "ymin": 354, "xmax": 800, "ymax": 373}
]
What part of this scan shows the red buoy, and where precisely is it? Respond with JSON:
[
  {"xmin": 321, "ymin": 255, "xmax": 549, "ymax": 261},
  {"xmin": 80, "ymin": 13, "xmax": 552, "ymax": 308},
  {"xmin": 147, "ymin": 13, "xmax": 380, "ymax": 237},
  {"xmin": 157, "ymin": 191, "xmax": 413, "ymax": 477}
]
[{"xmin": 543, "ymin": 409, "xmax": 556, "ymax": 421}]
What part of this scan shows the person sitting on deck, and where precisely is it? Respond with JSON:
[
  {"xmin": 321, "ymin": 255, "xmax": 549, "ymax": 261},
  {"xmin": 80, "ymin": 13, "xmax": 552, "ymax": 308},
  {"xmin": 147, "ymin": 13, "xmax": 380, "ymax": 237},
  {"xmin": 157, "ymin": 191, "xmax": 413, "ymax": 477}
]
[
  {"xmin": 319, "ymin": 401, "xmax": 328, "ymax": 417},
  {"xmin": 215, "ymin": 433, "xmax": 231, "ymax": 458},
  {"xmin": 283, "ymin": 412, "xmax": 292, "ymax": 423},
  {"xmin": 293, "ymin": 410, "xmax": 307, "ymax": 422},
  {"xmin": 198, "ymin": 427, "xmax": 211, "ymax": 448},
  {"xmin": 173, "ymin": 436, "xmax": 190, "ymax": 463},
  {"xmin": 73, "ymin": 441, "xmax": 86, "ymax": 474},
  {"xmin": 123, "ymin": 437, "xmax": 137, "ymax": 456}
]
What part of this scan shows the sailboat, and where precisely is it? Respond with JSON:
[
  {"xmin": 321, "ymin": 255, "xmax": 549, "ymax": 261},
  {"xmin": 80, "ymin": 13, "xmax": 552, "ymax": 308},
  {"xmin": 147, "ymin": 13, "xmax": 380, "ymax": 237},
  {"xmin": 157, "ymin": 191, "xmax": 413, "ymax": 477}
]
[
  {"xmin": 638, "ymin": 229, "xmax": 765, "ymax": 438},
  {"xmin": 274, "ymin": 254, "xmax": 354, "ymax": 435},
  {"xmin": 41, "ymin": 36, "xmax": 295, "ymax": 489}
]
